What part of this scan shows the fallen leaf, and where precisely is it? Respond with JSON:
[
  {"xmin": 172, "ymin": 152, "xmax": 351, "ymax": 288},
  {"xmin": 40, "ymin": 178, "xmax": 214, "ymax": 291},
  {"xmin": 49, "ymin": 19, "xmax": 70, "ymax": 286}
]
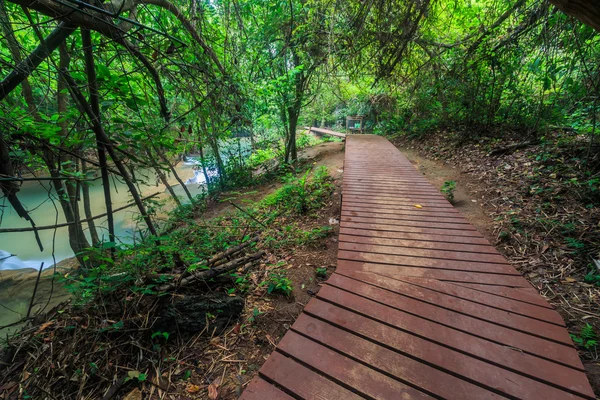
[
  {"xmin": 187, "ymin": 384, "xmax": 201, "ymax": 394},
  {"xmin": 414, "ymin": 204, "xmax": 422, "ymax": 209},
  {"xmin": 35, "ymin": 321, "xmax": 54, "ymax": 335},
  {"xmin": 123, "ymin": 388, "xmax": 142, "ymax": 400},
  {"xmin": 563, "ymin": 277, "xmax": 577, "ymax": 283},
  {"xmin": 208, "ymin": 377, "xmax": 222, "ymax": 400}
]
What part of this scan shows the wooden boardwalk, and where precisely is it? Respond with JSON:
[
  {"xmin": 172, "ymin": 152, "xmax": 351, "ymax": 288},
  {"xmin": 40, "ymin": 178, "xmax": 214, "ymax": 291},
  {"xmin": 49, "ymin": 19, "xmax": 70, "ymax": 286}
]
[{"xmin": 241, "ymin": 134, "xmax": 595, "ymax": 400}]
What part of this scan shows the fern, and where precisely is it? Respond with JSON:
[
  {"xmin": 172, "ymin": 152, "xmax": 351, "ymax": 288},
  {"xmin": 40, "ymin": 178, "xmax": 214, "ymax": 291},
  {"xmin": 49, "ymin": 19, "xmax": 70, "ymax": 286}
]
[{"xmin": 571, "ymin": 324, "xmax": 598, "ymax": 350}]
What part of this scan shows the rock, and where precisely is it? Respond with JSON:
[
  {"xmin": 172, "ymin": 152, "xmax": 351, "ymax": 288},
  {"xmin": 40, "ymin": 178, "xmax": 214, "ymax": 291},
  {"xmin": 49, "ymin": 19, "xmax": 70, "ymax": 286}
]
[{"xmin": 155, "ymin": 293, "xmax": 244, "ymax": 335}]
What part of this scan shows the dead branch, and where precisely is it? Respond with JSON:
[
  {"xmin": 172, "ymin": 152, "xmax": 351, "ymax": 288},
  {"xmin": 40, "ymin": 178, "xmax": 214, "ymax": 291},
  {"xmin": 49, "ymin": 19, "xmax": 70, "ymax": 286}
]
[
  {"xmin": 157, "ymin": 251, "xmax": 265, "ymax": 291},
  {"xmin": 208, "ymin": 235, "xmax": 260, "ymax": 267}
]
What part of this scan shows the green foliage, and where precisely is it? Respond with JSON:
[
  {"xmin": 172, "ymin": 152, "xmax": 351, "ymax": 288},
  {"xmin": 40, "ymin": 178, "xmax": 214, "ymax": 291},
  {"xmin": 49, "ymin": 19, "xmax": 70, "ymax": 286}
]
[
  {"xmin": 584, "ymin": 266, "xmax": 600, "ymax": 287},
  {"xmin": 264, "ymin": 271, "xmax": 293, "ymax": 296},
  {"xmin": 571, "ymin": 324, "xmax": 598, "ymax": 350},
  {"xmin": 315, "ymin": 267, "xmax": 328, "ymax": 278},
  {"xmin": 441, "ymin": 181, "xmax": 457, "ymax": 203},
  {"xmin": 262, "ymin": 166, "xmax": 333, "ymax": 215}
]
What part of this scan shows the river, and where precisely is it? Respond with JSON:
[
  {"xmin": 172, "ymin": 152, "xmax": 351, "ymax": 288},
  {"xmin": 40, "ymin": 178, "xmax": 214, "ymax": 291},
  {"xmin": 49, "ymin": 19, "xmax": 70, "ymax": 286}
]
[{"xmin": 0, "ymin": 137, "xmax": 251, "ymax": 271}]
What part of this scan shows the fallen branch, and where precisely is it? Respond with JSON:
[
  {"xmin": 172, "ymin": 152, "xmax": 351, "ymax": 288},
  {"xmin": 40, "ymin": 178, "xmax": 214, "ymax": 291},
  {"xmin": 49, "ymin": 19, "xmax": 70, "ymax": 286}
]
[
  {"xmin": 489, "ymin": 140, "xmax": 538, "ymax": 156},
  {"xmin": 207, "ymin": 235, "xmax": 260, "ymax": 267},
  {"xmin": 157, "ymin": 251, "xmax": 265, "ymax": 291}
]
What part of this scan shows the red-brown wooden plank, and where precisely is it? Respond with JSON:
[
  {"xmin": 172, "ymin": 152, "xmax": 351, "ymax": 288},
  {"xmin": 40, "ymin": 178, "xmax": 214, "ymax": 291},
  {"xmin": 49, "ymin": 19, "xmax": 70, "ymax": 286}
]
[
  {"xmin": 338, "ymin": 260, "xmax": 532, "ymax": 286},
  {"xmin": 315, "ymin": 285, "xmax": 595, "ymax": 398},
  {"xmin": 340, "ymin": 221, "xmax": 483, "ymax": 238},
  {"xmin": 339, "ymin": 241, "xmax": 507, "ymax": 264},
  {"xmin": 340, "ymin": 226, "xmax": 490, "ymax": 245},
  {"xmin": 342, "ymin": 210, "xmax": 472, "ymax": 225},
  {"xmin": 326, "ymin": 273, "xmax": 572, "ymax": 346},
  {"xmin": 338, "ymin": 250, "xmax": 517, "ymax": 274},
  {"xmin": 291, "ymin": 314, "xmax": 502, "ymax": 400},
  {"xmin": 339, "ymin": 233, "xmax": 498, "ymax": 254},
  {"xmin": 240, "ymin": 378, "xmax": 294, "ymax": 400},
  {"xmin": 259, "ymin": 352, "xmax": 363, "ymax": 400},
  {"xmin": 342, "ymin": 205, "xmax": 464, "ymax": 219},
  {"xmin": 277, "ymin": 331, "xmax": 433, "ymax": 399},
  {"xmin": 303, "ymin": 298, "xmax": 594, "ymax": 400}
]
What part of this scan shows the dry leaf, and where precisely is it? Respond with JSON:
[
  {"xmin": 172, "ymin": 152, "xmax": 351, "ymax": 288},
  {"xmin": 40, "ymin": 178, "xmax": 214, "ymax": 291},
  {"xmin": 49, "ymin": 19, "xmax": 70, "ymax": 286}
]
[
  {"xmin": 123, "ymin": 388, "xmax": 142, "ymax": 400},
  {"xmin": 414, "ymin": 204, "xmax": 422, "ymax": 209},
  {"xmin": 208, "ymin": 377, "xmax": 221, "ymax": 400},
  {"xmin": 186, "ymin": 384, "xmax": 201, "ymax": 394},
  {"xmin": 35, "ymin": 322, "xmax": 54, "ymax": 335},
  {"xmin": 563, "ymin": 277, "xmax": 577, "ymax": 283}
]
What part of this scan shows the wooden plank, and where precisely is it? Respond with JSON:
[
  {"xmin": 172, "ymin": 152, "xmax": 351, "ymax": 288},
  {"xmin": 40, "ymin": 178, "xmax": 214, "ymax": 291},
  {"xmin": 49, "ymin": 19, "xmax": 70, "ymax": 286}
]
[
  {"xmin": 338, "ymin": 233, "xmax": 498, "ymax": 254},
  {"xmin": 338, "ymin": 250, "xmax": 517, "ymax": 274},
  {"xmin": 342, "ymin": 195, "xmax": 456, "ymax": 208},
  {"xmin": 338, "ymin": 241, "xmax": 507, "ymax": 264},
  {"xmin": 315, "ymin": 286, "xmax": 595, "ymax": 398},
  {"xmin": 239, "ymin": 378, "xmax": 294, "ymax": 400},
  {"xmin": 326, "ymin": 273, "xmax": 573, "ymax": 346},
  {"xmin": 340, "ymin": 226, "xmax": 490, "ymax": 245},
  {"xmin": 338, "ymin": 260, "xmax": 532, "ymax": 286},
  {"xmin": 342, "ymin": 206, "xmax": 468, "ymax": 221},
  {"xmin": 259, "ymin": 352, "xmax": 363, "ymax": 400},
  {"xmin": 342, "ymin": 205, "xmax": 464, "ymax": 220},
  {"xmin": 342, "ymin": 191, "xmax": 451, "ymax": 204},
  {"xmin": 277, "ymin": 331, "xmax": 433, "ymax": 399},
  {"xmin": 340, "ymin": 221, "xmax": 483, "ymax": 238},
  {"xmin": 341, "ymin": 215, "xmax": 476, "ymax": 230},
  {"xmin": 342, "ymin": 199, "xmax": 458, "ymax": 212},
  {"xmin": 291, "ymin": 314, "xmax": 502, "ymax": 400},
  {"xmin": 342, "ymin": 210, "xmax": 472, "ymax": 225},
  {"xmin": 304, "ymin": 299, "xmax": 594, "ymax": 400}
]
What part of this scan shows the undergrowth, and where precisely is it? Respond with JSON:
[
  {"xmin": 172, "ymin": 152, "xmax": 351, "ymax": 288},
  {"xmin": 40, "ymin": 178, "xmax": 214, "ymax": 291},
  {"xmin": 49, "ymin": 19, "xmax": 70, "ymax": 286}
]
[{"xmin": 0, "ymin": 163, "xmax": 336, "ymax": 399}]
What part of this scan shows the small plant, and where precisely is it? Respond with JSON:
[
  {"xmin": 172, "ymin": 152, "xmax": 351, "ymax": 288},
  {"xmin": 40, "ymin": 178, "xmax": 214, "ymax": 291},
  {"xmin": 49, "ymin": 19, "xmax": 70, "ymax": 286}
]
[
  {"xmin": 315, "ymin": 267, "xmax": 328, "ymax": 278},
  {"xmin": 564, "ymin": 237, "xmax": 585, "ymax": 250},
  {"xmin": 584, "ymin": 265, "xmax": 600, "ymax": 287},
  {"xmin": 265, "ymin": 271, "xmax": 293, "ymax": 296},
  {"xmin": 570, "ymin": 324, "xmax": 598, "ymax": 350},
  {"xmin": 441, "ymin": 180, "xmax": 456, "ymax": 203}
]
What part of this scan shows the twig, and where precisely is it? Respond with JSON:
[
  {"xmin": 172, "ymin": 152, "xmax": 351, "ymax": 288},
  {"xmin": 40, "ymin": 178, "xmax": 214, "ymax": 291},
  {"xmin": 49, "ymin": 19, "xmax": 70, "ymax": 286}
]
[{"xmin": 26, "ymin": 262, "xmax": 44, "ymax": 318}]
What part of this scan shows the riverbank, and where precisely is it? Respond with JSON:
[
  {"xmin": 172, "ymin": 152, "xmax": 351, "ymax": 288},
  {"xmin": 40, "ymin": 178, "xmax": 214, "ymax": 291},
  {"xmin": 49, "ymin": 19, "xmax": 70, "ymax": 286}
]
[{"xmin": 0, "ymin": 140, "xmax": 345, "ymax": 399}]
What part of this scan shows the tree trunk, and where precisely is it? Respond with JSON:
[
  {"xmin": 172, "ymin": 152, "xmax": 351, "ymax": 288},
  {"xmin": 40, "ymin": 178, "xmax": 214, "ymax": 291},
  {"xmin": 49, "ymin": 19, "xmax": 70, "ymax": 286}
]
[
  {"xmin": 286, "ymin": 106, "xmax": 299, "ymax": 163},
  {"xmin": 56, "ymin": 43, "xmax": 91, "ymax": 266},
  {"xmin": 80, "ymin": 160, "xmax": 100, "ymax": 246},
  {"xmin": 82, "ymin": 29, "xmax": 115, "ymax": 244},
  {"xmin": 155, "ymin": 145, "xmax": 194, "ymax": 203},
  {"xmin": 63, "ymin": 71, "xmax": 160, "ymax": 238},
  {"xmin": 147, "ymin": 149, "xmax": 181, "ymax": 207},
  {"xmin": 548, "ymin": 0, "xmax": 600, "ymax": 32}
]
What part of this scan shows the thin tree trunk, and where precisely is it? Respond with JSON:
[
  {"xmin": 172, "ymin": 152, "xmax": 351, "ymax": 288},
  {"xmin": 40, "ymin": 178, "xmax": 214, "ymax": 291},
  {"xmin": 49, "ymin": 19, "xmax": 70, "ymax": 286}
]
[
  {"xmin": 56, "ymin": 42, "xmax": 91, "ymax": 265},
  {"xmin": 156, "ymin": 147, "xmax": 194, "ymax": 203},
  {"xmin": 81, "ymin": 159, "xmax": 100, "ymax": 246},
  {"xmin": 62, "ymin": 71, "xmax": 159, "ymax": 238},
  {"xmin": 82, "ymin": 29, "xmax": 115, "ymax": 244},
  {"xmin": 147, "ymin": 149, "xmax": 181, "ymax": 207}
]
